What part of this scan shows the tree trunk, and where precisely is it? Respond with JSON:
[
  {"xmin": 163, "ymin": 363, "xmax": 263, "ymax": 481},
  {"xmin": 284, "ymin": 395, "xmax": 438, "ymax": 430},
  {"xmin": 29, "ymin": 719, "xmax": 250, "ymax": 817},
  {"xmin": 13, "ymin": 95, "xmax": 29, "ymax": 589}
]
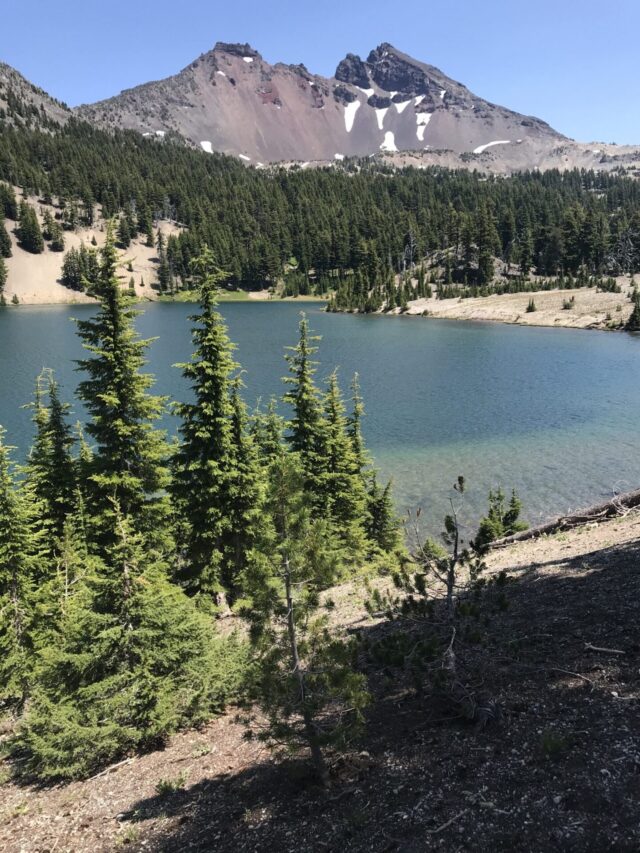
[{"xmin": 284, "ymin": 554, "xmax": 329, "ymax": 786}]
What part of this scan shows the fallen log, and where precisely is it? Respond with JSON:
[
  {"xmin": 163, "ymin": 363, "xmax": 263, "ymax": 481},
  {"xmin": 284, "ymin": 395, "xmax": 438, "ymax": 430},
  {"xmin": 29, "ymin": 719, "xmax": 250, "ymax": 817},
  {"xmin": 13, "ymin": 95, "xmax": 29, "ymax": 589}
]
[{"xmin": 490, "ymin": 487, "xmax": 640, "ymax": 549}]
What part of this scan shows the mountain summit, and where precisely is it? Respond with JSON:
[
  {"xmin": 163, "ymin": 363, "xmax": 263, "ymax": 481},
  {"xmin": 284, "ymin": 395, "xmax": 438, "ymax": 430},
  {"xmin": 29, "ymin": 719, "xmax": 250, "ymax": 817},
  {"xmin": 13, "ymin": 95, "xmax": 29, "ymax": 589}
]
[{"xmin": 75, "ymin": 42, "xmax": 563, "ymax": 164}]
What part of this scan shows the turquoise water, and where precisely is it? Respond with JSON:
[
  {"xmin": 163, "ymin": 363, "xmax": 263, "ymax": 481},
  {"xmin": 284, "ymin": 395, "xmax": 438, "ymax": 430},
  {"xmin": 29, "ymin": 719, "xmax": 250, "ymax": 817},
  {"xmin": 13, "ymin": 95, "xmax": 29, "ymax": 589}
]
[{"xmin": 1, "ymin": 301, "xmax": 640, "ymax": 532}]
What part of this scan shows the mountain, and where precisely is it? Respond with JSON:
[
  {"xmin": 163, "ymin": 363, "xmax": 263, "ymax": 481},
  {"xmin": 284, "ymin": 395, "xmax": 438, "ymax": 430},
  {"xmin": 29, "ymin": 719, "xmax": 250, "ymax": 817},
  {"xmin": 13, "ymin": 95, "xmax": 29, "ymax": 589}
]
[
  {"xmin": 0, "ymin": 62, "xmax": 70, "ymax": 130},
  {"xmin": 75, "ymin": 42, "xmax": 564, "ymax": 164}
]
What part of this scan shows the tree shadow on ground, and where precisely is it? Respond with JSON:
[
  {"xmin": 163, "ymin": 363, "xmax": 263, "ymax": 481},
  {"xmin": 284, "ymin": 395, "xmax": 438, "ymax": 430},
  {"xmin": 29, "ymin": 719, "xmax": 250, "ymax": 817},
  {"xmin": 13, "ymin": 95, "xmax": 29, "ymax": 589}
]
[{"xmin": 124, "ymin": 537, "xmax": 640, "ymax": 853}]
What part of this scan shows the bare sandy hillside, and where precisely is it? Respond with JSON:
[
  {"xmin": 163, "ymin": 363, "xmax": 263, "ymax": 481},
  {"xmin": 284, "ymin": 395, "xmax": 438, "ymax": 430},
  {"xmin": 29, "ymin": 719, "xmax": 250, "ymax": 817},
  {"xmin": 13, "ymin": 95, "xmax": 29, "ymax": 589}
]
[
  {"xmin": 404, "ymin": 280, "xmax": 636, "ymax": 330},
  {"xmin": 3, "ymin": 191, "xmax": 181, "ymax": 305}
]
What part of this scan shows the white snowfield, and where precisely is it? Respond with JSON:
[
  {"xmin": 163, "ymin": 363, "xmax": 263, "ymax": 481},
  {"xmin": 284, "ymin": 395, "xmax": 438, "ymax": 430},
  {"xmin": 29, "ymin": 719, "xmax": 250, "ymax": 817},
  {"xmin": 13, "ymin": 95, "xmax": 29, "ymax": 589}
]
[
  {"xmin": 357, "ymin": 86, "xmax": 374, "ymax": 98},
  {"xmin": 243, "ymin": 57, "xmax": 254, "ymax": 63},
  {"xmin": 334, "ymin": 153, "xmax": 345, "ymax": 160},
  {"xmin": 395, "ymin": 100, "xmax": 411, "ymax": 114},
  {"xmin": 473, "ymin": 140, "xmax": 511, "ymax": 154},
  {"xmin": 344, "ymin": 100, "xmax": 361, "ymax": 133},
  {"xmin": 216, "ymin": 70, "xmax": 226, "ymax": 77},
  {"xmin": 440, "ymin": 88, "xmax": 446, "ymax": 100},
  {"xmin": 414, "ymin": 95, "xmax": 426, "ymax": 106},
  {"xmin": 375, "ymin": 107, "xmax": 388, "ymax": 130},
  {"xmin": 155, "ymin": 130, "xmax": 165, "ymax": 137},
  {"xmin": 239, "ymin": 154, "xmax": 251, "ymax": 161},
  {"xmin": 200, "ymin": 141, "xmax": 213, "ymax": 153},
  {"xmin": 379, "ymin": 131, "xmax": 398, "ymax": 152},
  {"xmin": 416, "ymin": 112, "xmax": 432, "ymax": 142}
]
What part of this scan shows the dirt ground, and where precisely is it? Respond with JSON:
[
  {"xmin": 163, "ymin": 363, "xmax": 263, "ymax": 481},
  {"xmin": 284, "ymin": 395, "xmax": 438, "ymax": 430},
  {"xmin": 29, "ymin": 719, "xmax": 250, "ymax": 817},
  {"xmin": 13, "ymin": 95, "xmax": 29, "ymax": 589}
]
[
  {"xmin": 405, "ymin": 282, "xmax": 636, "ymax": 330},
  {"xmin": 1, "ymin": 510, "xmax": 639, "ymax": 853}
]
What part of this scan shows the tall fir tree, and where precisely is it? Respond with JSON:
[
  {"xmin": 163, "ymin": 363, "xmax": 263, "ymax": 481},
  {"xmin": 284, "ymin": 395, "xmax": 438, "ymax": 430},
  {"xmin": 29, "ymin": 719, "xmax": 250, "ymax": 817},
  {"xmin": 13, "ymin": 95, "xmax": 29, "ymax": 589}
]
[
  {"xmin": 319, "ymin": 371, "xmax": 368, "ymax": 555},
  {"xmin": 74, "ymin": 225, "xmax": 172, "ymax": 556},
  {"xmin": 283, "ymin": 314, "xmax": 327, "ymax": 506},
  {"xmin": 172, "ymin": 247, "xmax": 266, "ymax": 603}
]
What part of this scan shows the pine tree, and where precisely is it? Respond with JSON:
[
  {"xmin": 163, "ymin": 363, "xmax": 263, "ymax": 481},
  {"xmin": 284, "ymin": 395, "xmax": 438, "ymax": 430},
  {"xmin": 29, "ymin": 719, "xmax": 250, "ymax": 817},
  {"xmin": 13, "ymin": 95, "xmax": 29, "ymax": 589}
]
[
  {"xmin": 25, "ymin": 372, "xmax": 77, "ymax": 549},
  {"xmin": 0, "ymin": 256, "xmax": 7, "ymax": 298},
  {"xmin": 283, "ymin": 314, "xmax": 327, "ymax": 505},
  {"xmin": 366, "ymin": 475, "xmax": 401, "ymax": 553},
  {"xmin": 627, "ymin": 291, "xmax": 640, "ymax": 331},
  {"xmin": 16, "ymin": 505, "xmax": 222, "ymax": 781},
  {"xmin": 0, "ymin": 430, "xmax": 36, "ymax": 709},
  {"xmin": 244, "ymin": 452, "xmax": 368, "ymax": 784},
  {"xmin": 226, "ymin": 378, "xmax": 271, "ymax": 596},
  {"xmin": 172, "ymin": 247, "xmax": 259, "ymax": 602},
  {"xmin": 16, "ymin": 202, "xmax": 44, "ymax": 254},
  {"xmin": 0, "ymin": 212, "xmax": 12, "ymax": 258},
  {"xmin": 319, "ymin": 371, "xmax": 367, "ymax": 554},
  {"xmin": 473, "ymin": 487, "xmax": 528, "ymax": 550},
  {"xmin": 116, "ymin": 215, "xmax": 131, "ymax": 248},
  {"xmin": 74, "ymin": 226, "xmax": 172, "ymax": 556},
  {"xmin": 250, "ymin": 398, "xmax": 285, "ymax": 467}
]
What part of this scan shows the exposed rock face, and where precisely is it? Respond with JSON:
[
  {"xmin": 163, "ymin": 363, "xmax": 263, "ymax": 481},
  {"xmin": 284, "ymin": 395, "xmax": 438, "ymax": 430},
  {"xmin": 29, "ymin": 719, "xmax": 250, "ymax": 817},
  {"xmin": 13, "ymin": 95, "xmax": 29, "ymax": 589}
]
[
  {"xmin": 73, "ymin": 41, "xmax": 565, "ymax": 164},
  {"xmin": 335, "ymin": 53, "xmax": 371, "ymax": 89}
]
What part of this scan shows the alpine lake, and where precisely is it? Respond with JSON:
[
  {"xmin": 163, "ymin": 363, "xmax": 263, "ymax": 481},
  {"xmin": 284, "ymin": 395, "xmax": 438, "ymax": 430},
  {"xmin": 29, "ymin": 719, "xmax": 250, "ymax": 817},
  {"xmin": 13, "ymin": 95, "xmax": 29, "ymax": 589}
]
[{"xmin": 2, "ymin": 300, "xmax": 640, "ymax": 534}]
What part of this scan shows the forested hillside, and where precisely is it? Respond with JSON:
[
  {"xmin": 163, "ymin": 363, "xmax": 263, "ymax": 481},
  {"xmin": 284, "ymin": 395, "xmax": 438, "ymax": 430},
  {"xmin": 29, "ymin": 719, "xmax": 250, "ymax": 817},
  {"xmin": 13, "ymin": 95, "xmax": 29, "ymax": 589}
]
[{"xmin": 3, "ymin": 118, "xmax": 640, "ymax": 299}]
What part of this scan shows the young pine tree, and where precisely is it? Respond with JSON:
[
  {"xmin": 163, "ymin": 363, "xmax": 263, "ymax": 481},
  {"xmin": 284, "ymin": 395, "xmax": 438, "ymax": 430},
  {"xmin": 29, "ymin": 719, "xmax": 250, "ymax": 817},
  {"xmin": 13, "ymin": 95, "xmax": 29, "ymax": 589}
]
[
  {"xmin": 74, "ymin": 226, "xmax": 172, "ymax": 557},
  {"xmin": 244, "ymin": 452, "xmax": 368, "ymax": 785}
]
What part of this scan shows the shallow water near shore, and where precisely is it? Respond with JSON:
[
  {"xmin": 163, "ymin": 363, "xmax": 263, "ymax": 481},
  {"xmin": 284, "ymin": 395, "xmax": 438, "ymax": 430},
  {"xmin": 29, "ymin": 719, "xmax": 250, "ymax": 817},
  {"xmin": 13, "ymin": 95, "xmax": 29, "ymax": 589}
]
[{"xmin": 1, "ymin": 301, "xmax": 640, "ymax": 532}]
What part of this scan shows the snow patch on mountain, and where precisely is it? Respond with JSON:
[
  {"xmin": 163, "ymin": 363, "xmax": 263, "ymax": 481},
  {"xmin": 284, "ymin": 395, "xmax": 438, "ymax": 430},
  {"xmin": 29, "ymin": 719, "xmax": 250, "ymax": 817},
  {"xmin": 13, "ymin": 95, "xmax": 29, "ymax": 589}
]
[
  {"xmin": 357, "ymin": 86, "xmax": 374, "ymax": 98},
  {"xmin": 380, "ymin": 131, "xmax": 398, "ymax": 152},
  {"xmin": 334, "ymin": 153, "xmax": 345, "ymax": 160},
  {"xmin": 416, "ymin": 112, "xmax": 432, "ymax": 141},
  {"xmin": 200, "ymin": 141, "xmax": 213, "ymax": 153},
  {"xmin": 395, "ymin": 100, "xmax": 411, "ymax": 114},
  {"xmin": 376, "ymin": 107, "xmax": 389, "ymax": 130},
  {"xmin": 344, "ymin": 100, "xmax": 361, "ymax": 133},
  {"xmin": 243, "ymin": 57, "xmax": 254, "ymax": 63},
  {"xmin": 473, "ymin": 139, "xmax": 511, "ymax": 154}
]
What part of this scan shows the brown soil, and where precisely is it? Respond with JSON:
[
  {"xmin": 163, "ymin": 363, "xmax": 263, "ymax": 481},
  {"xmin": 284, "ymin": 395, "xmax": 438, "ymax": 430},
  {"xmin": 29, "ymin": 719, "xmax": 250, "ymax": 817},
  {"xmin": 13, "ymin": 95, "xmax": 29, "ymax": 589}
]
[{"xmin": 1, "ymin": 511, "xmax": 639, "ymax": 852}]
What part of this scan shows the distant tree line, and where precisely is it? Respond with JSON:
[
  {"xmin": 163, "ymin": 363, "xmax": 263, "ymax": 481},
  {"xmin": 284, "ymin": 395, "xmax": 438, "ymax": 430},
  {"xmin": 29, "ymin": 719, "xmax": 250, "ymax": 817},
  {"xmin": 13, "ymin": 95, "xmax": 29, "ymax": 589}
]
[{"xmin": 3, "ymin": 120, "xmax": 640, "ymax": 295}]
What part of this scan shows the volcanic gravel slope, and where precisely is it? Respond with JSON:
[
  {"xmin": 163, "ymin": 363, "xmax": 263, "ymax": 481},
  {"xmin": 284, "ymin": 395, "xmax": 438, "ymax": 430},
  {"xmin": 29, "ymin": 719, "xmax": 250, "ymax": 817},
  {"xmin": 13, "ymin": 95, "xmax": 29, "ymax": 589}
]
[{"xmin": 74, "ymin": 41, "xmax": 564, "ymax": 164}]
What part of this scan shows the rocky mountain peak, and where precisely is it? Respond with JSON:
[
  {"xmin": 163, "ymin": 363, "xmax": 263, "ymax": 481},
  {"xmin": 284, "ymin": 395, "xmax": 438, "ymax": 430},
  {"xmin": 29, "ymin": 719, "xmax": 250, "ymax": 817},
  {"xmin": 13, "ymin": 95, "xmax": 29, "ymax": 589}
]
[
  {"xmin": 213, "ymin": 42, "xmax": 260, "ymax": 59},
  {"xmin": 334, "ymin": 53, "xmax": 370, "ymax": 88}
]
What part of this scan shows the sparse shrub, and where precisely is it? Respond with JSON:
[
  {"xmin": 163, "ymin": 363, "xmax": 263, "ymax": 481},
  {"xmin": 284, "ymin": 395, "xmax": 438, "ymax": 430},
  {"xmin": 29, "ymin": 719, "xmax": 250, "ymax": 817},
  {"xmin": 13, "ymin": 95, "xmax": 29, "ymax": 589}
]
[
  {"xmin": 155, "ymin": 772, "xmax": 187, "ymax": 795},
  {"xmin": 539, "ymin": 729, "xmax": 571, "ymax": 760},
  {"xmin": 526, "ymin": 298, "xmax": 536, "ymax": 313}
]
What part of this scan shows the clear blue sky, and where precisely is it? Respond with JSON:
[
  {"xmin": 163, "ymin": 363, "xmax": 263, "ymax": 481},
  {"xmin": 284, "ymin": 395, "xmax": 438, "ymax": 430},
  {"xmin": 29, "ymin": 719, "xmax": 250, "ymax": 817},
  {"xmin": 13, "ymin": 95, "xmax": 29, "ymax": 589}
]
[{"xmin": 1, "ymin": 0, "xmax": 638, "ymax": 143}]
